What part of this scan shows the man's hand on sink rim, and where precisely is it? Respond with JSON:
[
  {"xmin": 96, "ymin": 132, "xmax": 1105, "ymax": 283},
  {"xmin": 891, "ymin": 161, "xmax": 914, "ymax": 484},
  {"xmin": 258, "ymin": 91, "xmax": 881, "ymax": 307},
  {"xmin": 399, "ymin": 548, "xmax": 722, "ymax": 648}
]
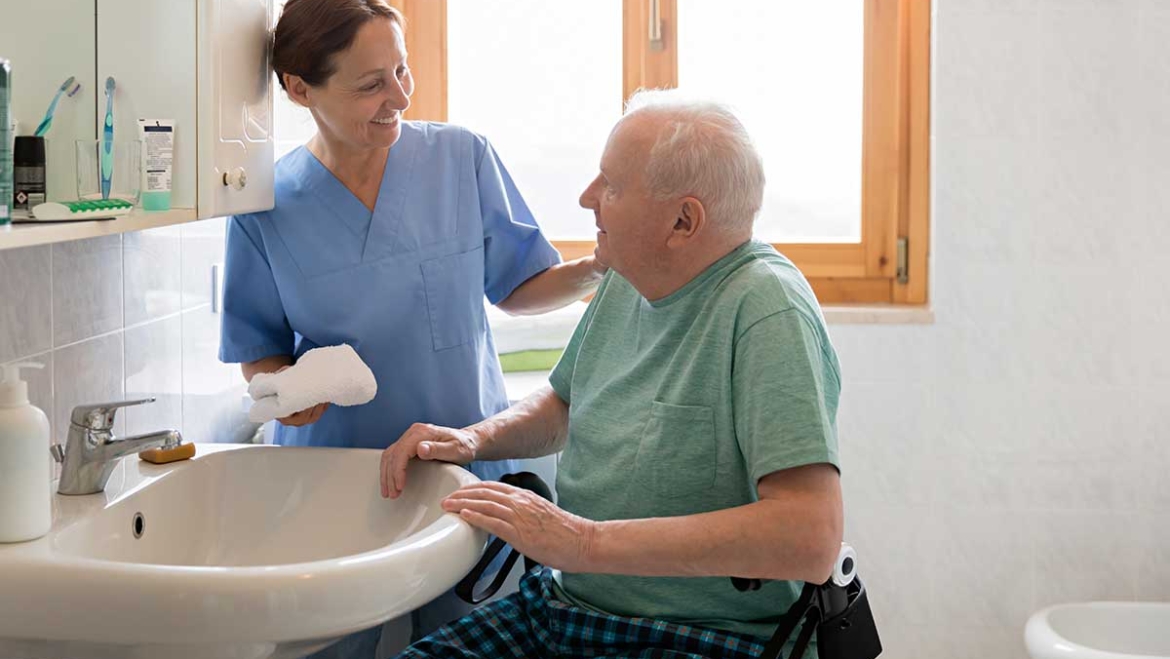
[
  {"xmin": 380, "ymin": 423, "xmax": 480, "ymax": 499},
  {"xmin": 441, "ymin": 480, "xmax": 596, "ymax": 573}
]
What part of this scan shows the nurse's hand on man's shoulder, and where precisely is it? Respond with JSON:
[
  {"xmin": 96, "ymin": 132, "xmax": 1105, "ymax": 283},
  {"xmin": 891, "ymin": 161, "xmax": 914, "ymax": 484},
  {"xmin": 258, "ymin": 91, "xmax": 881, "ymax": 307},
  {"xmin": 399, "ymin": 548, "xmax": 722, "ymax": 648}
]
[
  {"xmin": 588, "ymin": 254, "xmax": 609, "ymax": 276},
  {"xmin": 380, "ymin": 423, "xmax": 480, "ymax": 500},
  {"xmin": 277, "ymin": 403, "xmax": 330, "ymax": 427}
]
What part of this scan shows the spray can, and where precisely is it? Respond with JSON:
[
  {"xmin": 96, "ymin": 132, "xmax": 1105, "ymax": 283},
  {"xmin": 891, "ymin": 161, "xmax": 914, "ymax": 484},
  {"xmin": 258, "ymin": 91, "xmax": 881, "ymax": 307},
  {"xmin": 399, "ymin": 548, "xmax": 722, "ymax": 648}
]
[{"xmin": 13, "ymin": 136, "xmax": 45, "ymax": 211}]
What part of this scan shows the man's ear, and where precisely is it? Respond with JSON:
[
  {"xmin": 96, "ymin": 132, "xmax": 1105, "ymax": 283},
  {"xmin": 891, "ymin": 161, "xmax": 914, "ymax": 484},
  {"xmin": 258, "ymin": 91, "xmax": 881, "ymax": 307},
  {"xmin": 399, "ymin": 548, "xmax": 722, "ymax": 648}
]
[
  {"xmin": 284, "ymin": 74, "xmax": 312, "ymax": 108},
  {"xmin": 668, "ymin": 197, "xmax": 706, "ymax": 247}
]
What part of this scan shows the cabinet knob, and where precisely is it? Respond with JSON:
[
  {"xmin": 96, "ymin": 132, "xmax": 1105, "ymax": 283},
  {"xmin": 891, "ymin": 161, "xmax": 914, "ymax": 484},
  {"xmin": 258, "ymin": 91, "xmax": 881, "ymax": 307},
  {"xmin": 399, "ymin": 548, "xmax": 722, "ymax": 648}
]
[{"xmin": 222, "ymin": 167, "xmax": 248, "ymax": 191}]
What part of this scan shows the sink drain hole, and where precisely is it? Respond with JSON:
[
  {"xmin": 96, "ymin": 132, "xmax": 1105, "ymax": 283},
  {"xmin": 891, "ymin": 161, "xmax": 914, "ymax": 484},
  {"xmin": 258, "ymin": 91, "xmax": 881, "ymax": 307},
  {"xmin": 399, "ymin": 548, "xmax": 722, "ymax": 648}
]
[{"xmin": 132, "ymin": 512, "xmax": 145, "ymax": 539}]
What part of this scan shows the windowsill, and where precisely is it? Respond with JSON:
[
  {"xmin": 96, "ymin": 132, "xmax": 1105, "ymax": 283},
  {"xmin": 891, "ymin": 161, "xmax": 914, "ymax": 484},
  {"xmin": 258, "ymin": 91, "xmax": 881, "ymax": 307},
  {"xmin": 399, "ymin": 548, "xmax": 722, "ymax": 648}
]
[
  {"xmin": 498, "ymin": 305, "xmax": 934, "ymax": 401},
  {"xmin": 821, "ymin": 305, "xmax": 935, "ymax": 325},
  {"xmin": 502, "ymin": 371, "xmax": 553, "ymax": 404}
]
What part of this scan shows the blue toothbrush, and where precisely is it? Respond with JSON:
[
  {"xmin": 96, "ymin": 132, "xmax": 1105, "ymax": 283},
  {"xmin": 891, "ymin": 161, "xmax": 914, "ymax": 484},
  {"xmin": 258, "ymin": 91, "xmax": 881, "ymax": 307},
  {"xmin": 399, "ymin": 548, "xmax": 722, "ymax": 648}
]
[
  {"xmin": 33, "ymin": 76, "xmax": 81, "ymax": 138},
  {"xmin": 101, "ymin": 76, "xmax": 116, "ymax": 200}
]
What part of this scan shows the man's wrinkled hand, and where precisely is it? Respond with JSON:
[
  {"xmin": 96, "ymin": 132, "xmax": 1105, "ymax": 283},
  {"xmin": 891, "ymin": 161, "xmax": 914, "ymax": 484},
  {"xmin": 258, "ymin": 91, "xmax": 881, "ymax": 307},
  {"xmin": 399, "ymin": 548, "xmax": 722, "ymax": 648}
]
[
  {"xmin": 442, "ymin": 481, "xmax": 596, "ymax": 573},
  {"xmin": 380, "ymin": 423, "xmax": 480, "ymax": 499}
]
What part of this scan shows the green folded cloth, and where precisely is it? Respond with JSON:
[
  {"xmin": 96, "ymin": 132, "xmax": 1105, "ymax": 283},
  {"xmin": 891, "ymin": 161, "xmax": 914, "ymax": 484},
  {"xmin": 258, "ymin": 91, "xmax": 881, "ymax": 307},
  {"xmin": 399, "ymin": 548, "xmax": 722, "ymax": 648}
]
[{"xmin": 498, "ymin": 349, "xmax": 564, "ymax": 373}]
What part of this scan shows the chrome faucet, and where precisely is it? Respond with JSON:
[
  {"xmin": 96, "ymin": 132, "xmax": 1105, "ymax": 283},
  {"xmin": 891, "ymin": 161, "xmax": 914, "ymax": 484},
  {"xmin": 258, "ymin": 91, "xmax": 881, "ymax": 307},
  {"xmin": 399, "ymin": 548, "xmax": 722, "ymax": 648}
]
[{"xmin": 52, "ymin": 398, "xmax": 184, "ymax": 495}]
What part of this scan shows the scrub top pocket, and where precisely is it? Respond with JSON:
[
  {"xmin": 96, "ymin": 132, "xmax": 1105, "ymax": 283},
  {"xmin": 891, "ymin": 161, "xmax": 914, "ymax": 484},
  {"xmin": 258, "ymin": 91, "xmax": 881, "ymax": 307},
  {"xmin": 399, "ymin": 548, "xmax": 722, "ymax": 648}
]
[
  {"xmin": 634, "ymin": 401, "xmax": 717, "ymax": 512},
  {"xmin": 420, "ymin": 246, "xmax": 487, "ymax": 351}
]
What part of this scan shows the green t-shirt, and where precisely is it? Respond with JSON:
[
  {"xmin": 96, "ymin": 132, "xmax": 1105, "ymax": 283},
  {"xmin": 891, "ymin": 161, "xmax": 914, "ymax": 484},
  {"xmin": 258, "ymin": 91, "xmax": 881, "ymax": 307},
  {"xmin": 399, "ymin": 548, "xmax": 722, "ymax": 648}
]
[{"xmin": 548, "ymin": 240, "xmax": 842, "ymax": 639}]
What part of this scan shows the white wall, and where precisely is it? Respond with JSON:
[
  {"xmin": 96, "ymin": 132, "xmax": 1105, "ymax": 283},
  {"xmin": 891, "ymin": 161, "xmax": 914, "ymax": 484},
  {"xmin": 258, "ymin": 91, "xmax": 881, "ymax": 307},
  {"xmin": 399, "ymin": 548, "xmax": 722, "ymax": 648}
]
[{"xmin": 836, "ymin": 1, "xmax": 1170, "ymax": 657}]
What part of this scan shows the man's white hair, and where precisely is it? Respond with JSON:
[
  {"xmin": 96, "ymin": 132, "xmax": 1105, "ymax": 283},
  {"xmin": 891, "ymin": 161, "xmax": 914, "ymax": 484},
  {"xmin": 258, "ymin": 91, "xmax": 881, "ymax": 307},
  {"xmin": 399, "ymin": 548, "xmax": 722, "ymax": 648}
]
[{"xmin": 622, "ymin": 89, "xmax": 765, "ymax": 234}]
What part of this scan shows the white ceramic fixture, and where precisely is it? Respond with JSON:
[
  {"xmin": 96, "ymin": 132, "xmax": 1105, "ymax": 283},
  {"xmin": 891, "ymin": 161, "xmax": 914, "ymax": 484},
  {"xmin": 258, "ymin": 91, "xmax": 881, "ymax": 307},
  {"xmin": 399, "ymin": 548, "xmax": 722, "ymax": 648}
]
[
  {"xmin": 1026, "ymin": 601, "xmax": 1170, "ymax": 659},
  {"xmin": 0, "ymin": 444, "xmax": 486, "ymax": 659}
]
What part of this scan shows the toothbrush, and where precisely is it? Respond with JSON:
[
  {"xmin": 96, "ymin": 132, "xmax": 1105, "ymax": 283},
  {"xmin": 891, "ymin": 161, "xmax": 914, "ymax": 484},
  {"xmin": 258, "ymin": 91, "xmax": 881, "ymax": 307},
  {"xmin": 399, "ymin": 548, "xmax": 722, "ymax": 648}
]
[
  {"xmin": 101, "ymin": 76, "xmax": 115, "ymax": 200},
  {"xmin": 33, "ymin": 76, "xmax": 81, "ymax": 138}
]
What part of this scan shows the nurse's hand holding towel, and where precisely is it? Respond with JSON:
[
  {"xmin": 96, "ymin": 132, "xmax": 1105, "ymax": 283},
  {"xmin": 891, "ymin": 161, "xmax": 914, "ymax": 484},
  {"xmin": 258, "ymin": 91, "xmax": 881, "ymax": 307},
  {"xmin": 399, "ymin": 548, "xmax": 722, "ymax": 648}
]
[
  {"xmin": 217, "ymin": 1, "xmax": 604, "ymax": 655},
  {"xmin": 246, "ymin": 344, "xmax": 376, "ymax": 424},
  {"xmin": 241, "ymin": 358, "xmax": 327, "ymax": 427}
]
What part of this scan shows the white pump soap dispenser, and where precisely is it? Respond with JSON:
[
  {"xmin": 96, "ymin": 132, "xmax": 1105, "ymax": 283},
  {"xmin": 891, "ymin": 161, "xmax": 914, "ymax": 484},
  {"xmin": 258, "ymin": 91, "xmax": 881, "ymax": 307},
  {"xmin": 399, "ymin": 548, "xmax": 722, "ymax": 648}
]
[{"xmin": 0, "ymin": 362, "xmax": 52, "ymax": 542}]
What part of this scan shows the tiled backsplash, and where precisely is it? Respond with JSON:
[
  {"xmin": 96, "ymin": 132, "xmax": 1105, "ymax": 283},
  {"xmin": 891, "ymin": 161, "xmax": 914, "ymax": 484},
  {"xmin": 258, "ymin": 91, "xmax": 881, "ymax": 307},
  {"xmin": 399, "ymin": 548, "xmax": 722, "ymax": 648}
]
[{"xmin": 0, "ymin": 218, "xmax": 255, "ymax": 475}]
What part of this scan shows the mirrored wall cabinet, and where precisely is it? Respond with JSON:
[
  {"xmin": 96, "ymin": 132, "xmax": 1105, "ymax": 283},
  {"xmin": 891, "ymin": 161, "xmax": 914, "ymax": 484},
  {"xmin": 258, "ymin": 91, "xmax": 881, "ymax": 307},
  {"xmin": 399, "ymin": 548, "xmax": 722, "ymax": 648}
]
[{"xmin": 0, "ymin": 0, "xmax": 274, "ymax": 250}]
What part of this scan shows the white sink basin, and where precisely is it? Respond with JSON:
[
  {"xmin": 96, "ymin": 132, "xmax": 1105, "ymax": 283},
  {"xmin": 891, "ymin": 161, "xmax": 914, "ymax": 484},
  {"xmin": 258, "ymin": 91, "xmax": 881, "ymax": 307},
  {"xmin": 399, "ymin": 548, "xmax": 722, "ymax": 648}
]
[
  {"xmin": 1026, "ymin": 602, "xmax": 1170, "ymax": 659},
  {"xmin": 0, "ymin": 444, "xmax": 487, "ymax": 659}
]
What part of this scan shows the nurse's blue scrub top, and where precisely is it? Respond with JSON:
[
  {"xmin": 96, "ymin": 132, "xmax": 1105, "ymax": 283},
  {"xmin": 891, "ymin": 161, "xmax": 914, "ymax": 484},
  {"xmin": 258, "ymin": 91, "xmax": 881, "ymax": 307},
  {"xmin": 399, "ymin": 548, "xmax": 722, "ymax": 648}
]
[{"xmin": 218, "ymin": 121, "xmax": 561, "ymax": 482}]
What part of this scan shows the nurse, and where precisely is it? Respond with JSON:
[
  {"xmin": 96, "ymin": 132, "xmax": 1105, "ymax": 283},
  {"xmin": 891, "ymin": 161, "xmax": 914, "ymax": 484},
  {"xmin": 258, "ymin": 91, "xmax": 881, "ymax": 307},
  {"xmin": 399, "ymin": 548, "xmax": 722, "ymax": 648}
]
[{"xmin": 218, "ymin": 0, "xmax": 603, "ymax": 655}]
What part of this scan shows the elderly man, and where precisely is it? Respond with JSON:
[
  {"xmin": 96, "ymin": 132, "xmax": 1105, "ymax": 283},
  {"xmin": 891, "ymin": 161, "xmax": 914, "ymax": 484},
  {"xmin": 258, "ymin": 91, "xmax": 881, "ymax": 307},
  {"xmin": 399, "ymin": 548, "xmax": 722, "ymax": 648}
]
[{"xmin": 381, "ymin": 89, "xmax": 843, "ymax": 659}]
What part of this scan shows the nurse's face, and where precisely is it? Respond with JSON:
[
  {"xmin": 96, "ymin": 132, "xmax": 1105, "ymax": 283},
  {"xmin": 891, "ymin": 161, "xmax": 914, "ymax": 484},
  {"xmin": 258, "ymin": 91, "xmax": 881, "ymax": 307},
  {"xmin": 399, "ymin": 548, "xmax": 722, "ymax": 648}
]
[
  {"xmin": 579, "ymin": 116, "xmax": 678, "ymax": 277},
  {"xmin": 310, "ymin": 18, "xmax": 414, "ymax": 150}
]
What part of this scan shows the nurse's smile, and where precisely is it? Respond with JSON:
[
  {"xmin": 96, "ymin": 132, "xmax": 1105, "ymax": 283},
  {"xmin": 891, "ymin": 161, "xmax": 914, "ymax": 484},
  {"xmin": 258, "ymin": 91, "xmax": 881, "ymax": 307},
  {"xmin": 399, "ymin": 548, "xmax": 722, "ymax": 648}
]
[{"xmin": 371, "ymin": 113, "xmax": 400, "ymax": 128}]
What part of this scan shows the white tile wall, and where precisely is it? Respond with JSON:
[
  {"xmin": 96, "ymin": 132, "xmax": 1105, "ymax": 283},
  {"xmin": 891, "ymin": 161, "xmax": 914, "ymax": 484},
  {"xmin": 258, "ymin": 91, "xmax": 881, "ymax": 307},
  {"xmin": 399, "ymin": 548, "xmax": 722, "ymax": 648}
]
[
  {"xmin": 1030, "ymin": 511, "xmax": 1141, "ymax": 608},
  {"xmin": 123, "ymin": 225, "xmax": 183, "ymax": 327},
  {"xmin": 0, "ymin": 245, "xmax": 52, "ymax": 363},
  {"xmin": 1135, "ymin": 513, "xmax": 1170, "ymax": 601},
  {"xmin": 181, "ymin": 304, "xmax": 252, "ymax": 443},
  {"xmin": 124, "ymin": 315, "xmax": 184, "ymax": 436},
  {"xmin": 180, "ymin": 218, "xmax": 227, "ymax": 310},
  {"xmin": 51, "ymin": 235, "xmax": 123, "ymax": 347},
  {"xmin": 52, "ymin": 332, "xmax": 125, "ymax": 440},
  {"xmin": 0, "ymin": 219, "xmax": 250, "ymax": 457}
]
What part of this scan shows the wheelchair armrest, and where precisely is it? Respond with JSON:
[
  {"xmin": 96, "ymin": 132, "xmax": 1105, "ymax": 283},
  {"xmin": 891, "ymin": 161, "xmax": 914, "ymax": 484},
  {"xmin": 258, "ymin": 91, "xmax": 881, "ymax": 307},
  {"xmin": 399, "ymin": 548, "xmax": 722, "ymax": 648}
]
[{"xmin": 732, "ymin": 543, "xmax": 880, "ymax": 659}]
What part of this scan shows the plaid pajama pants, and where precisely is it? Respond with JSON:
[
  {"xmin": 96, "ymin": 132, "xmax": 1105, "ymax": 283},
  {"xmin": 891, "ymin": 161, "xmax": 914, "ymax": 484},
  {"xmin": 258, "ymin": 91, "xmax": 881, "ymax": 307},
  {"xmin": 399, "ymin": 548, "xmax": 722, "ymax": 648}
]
[{"xmin": 394, "ymin": 568, "xmax": 769, "ymax": 659}]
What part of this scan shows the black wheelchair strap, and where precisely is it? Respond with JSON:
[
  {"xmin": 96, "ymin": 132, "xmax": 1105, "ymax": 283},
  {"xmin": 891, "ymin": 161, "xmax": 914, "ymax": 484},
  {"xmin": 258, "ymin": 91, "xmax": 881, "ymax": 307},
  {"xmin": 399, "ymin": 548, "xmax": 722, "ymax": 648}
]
[
  {"xmin": 759, "ymin": 582, "xmax": 816, "ymax": 659},
  {"xmin": 454, "ymin": 472, "xmax": 550, "ymax": 604},
  {"xmin": 455, "ymin": 536, "xmax": 522, "ymax": 604}
]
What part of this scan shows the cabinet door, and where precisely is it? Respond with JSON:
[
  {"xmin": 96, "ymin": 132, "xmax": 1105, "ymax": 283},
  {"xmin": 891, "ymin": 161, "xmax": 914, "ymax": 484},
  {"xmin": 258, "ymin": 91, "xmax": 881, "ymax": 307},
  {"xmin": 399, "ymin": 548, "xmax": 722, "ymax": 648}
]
[{"xmin": 197, "ymin": 0, "xmax": 274, "ymax": 218}]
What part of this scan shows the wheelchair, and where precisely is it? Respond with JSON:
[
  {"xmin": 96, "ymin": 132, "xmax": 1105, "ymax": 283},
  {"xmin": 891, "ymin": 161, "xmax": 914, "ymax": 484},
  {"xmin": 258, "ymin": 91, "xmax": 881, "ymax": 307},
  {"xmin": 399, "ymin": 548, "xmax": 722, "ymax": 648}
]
[{"xmin": 456, "ymin": 472, "xmax": 881, "ymax": 659}]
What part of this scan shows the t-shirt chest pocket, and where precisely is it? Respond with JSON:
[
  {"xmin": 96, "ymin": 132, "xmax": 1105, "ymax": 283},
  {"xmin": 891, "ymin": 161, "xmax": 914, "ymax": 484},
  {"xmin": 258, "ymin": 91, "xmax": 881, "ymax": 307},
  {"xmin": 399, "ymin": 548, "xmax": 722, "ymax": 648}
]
[{"xmin": 634, "ymin": 401, "xmax": 717, "ymax": 506}]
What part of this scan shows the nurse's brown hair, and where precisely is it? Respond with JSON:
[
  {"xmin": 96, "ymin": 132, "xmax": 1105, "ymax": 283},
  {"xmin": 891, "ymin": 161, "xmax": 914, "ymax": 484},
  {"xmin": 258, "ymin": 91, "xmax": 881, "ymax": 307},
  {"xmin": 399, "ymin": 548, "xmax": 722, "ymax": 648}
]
[{"xmin": 272, "ymin": 0, "xmax": 405, "ymax": 92}]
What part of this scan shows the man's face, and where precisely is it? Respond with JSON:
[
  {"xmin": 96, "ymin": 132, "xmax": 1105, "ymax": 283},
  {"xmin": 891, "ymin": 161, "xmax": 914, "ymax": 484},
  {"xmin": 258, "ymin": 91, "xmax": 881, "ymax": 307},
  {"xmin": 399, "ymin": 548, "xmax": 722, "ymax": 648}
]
[{"xmin": 578, "ymin": 116, "xmax": 676, "ymax": 276}]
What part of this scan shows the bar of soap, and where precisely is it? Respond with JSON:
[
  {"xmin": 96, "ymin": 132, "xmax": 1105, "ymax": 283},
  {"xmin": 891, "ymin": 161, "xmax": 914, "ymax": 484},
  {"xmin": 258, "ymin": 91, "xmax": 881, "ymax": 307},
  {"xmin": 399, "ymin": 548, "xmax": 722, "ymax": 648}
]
[{"xmin": 138, "ymin": 443, "xmax": 196, "ymax": 464}]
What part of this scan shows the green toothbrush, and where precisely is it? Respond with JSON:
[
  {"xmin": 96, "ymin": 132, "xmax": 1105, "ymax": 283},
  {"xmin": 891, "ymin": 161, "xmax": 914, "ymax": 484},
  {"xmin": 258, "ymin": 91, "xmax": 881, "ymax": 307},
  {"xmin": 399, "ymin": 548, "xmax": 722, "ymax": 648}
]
[
  {"xmin": 101, "ymin": 76, "xmax": 115, "ymax": 200},
  {"xmin": 33, "ymin": 76, "xmax": 81, "ymax": 138}
]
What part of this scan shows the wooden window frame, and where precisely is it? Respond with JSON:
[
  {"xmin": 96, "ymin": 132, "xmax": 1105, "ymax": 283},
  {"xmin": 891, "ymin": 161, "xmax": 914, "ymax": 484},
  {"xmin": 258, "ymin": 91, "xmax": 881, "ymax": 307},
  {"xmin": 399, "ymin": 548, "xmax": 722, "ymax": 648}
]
[{"xmin": 391, "ymin": 0, "xmax": 930, "ymax": 305}]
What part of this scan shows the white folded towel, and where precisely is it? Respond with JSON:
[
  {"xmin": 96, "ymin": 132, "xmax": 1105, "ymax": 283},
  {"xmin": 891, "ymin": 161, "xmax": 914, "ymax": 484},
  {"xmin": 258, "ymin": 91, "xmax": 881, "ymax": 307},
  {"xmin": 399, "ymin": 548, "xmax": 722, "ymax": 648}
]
[{"xmin": 247, "ymin": 344, "xmax": 377, "ymax": 424}]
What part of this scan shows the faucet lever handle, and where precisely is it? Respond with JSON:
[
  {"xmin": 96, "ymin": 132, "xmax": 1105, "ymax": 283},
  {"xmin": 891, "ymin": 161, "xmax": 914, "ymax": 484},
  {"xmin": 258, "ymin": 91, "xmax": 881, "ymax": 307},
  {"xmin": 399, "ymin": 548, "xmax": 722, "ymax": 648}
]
[{"xmin": 69, "ymin": 398, "xmax": 156, "ymax": 431}]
